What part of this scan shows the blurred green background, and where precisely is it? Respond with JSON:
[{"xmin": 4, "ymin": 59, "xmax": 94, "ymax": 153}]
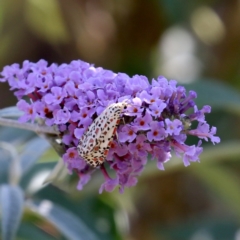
[{"xmin": 0, "ymin": 0, "xmax": 240, "ymax": 239}]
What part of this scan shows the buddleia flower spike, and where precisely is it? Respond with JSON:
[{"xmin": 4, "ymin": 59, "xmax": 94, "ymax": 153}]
[{"xmin": 0, "ymin": 59, "xmax": 220, "ymax": 193}]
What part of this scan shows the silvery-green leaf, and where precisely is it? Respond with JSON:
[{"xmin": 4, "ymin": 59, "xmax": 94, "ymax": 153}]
[
  {"xmin": 29, "ymin": 200, "xmax": 100, "ymax": 240},
  {"xmin": 0, "ymin": 126, "xmax": 34, "ymax": 145},
  {"xmin": 0, "ymin": 106, "xmax": 23, "ymax": 118},
  {"xmin": 0, "ymin": 141, "xmax": 21, "ymax": 185},
  {"xmin": 184, "ymin": 80, "xmax": 240, "ymax": 112},
  {"xmin": 0, "ymin": 185, "xmax": 24, "ymax": 240},
  {"xmin": 20, "ymin": 137, "xmax": 51, "ymax": 174}
]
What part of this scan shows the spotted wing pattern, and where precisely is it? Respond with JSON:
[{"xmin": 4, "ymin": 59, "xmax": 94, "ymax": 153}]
[{"xmin": 77, "ymin": 101, "xmax": 128, "ymax": 167}]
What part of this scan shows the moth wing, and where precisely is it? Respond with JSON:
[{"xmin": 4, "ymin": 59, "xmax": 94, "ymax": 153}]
[
  {"xmin": 78, "ymin": 101, "xmax": 128, "ymax": 167},
  {"xmin": 78, "ymin": 106, "xmax": 110, "ymax": 155}
]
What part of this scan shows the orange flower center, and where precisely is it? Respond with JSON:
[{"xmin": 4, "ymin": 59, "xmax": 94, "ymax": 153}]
[
  {"xmin": 44, "ymin": 107, "xmax": 49, "ymax": 114},
  {"xmin": 69, "ymin": 152, "xmax": 75, "ymax": 158},
  {"xmin": 128, "ymin": 130, "xmax": 134, "ymax": 135}
]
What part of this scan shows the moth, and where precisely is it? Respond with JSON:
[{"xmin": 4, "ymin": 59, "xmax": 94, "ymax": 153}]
[{"xmin": 77, "ymin": 101, "xmax": 128, "ymax": 167}]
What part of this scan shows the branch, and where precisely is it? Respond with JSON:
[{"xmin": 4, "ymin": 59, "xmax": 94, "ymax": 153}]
[{"xmin": 0, "ymin": 117, "xmax": 59, "ymax": 135}]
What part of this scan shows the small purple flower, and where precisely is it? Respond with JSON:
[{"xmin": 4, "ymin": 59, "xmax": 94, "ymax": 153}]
[
  {"xmin": 17, "ymin": 99, "xmax": 37, "ymax": 123},
  {"xmin": 139, "ymin": 88, "xmax": 162, "ymax": 104},
  {"xmin": 77, "ymin": 90, "xmax": 96, "ymax": 108},
  {"xmin": 17, "ymin": 73, "xmax": 36, "ymax": 95},
  {"xmin": 62, "ymin": 134, "xmax": 74, "ymax": 146},
  {"xmin": 118, "ymin": 125, "xmax": 138, "ymax": 143},
  {"xmin": 125, "ymin": 75, "xmax": 149, "ymax": 95},
  {"xmin": 75, "ymin": 127, "xmax": 89, "ymax": 141},
  {"xmin": 71, "ymin": 108, "xmax": 95, "ymax": 127},
  {"xmin": 188, "ymin": 123, "xmax": 220, "ymax": 144},
  {"xmin": 99, "ymin": 176, "xmax": 119, "ymax": 194},
  {"xmin": 189, "ymin": 105, "xmax": 211, "ymax": 123},
  {"xmin": 147, "ymin": 121, "xmax": 166, "ymax": 141},
  {"xmin": 182, "ymin": 142, "xmax": 203, "ymax": 167},
  {"xmin": 35, "ymin": 74, "xmax": 53, "ymax": 93},
  {"xmin": 63, "ymin": 82, "xmax": 79, "ymax": 110},
  {"xmin": 62, "ymin": 124, "xmax": 76, "ymax": 145},
  {"xmin": 172, "ymin": 140, "xmax": 203, "ymax": 167},
  {"xmin": 62, "ymin": 147, "xmax": 86, "ymax": 172},
  {"xmin": 0, "ymin": 64, "xmax": 19, "ymax": 82},
  {"xmin": 53, "ymin": 107, "xmax": 71, "ymax": 124},
  {"xmin": 106, "ymin": 144, "xmax": 118, "ymax": 162},
  {"xmin": 125, "ymin": 97, "xmax": 143, "ymax": 117},
  {"xmin": 165, "ymin": 118, "xmax": 183, "ymax": 136},
  {"xmin": 152, "ymin": 146, "xmax": 171, "ymax": 170},
  {"xmin": 34, "ymin": 101, "xmax": 60, "ymax": 120},
  {"xmin": 69, "ymin": 71, "xmax": 82, "ymax": 84},
  {"xmin": 97, "ymin": 89, "xmax": 110, "ymax": 104},
  {"xmin": 148, "ymin": 99, "xmax": 166, "ymax": 117},
  {"xmin": 77, "ymin": 173, "xmax": 91, "ymax": 190},
  {"xmin": 128, "ymin": 135, "xmax": 151, "ymax": 157},
  {"xmin": 44, "ymin": 86, "xmax": 67, "ymax": 105},
  {"xmin": 112, "ymin": 143, "xmax": 129, "ymax": 158},
  {"xmin": 130, "ymin": 156, "xmax": 146, "ymax": 172},
  {"xmin": 118, "ymin": 174, "xmax": 138, "ymax": 194},
  {"xmin": 134, "ymin": 112, "xmax": 152, "ymax": 131},
  {"xmin": 70, "ymin": 110, "xmax": 81, "ymax": 123}
]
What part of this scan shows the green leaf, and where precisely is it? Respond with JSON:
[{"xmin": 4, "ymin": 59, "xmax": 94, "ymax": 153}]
[
  {"xmin": 184, "ymin": 80, "xmax": 240, "ymax": 113},
  {"xmin": 20, "ymin": 137, "xmax": 51, "ymax": 174},
  {"xmin": 0, "ymin": 185, "xmax": 24, "ymax": 240},
  {"xmin": 192, "ymin": 165, "xmax": 240, "ymax": 220},
  {"xmin": 38, "ymin": 148, "xmax": 59, "ymax": 163},
  {"xmin": 0, "ymin": 106, "xmax": 23, "ymax": 118},
  {"xmin": 0, "ymin": 126, "xmax": 34, "ymax": 144},
  {"xmin": 43, "ymin": 159, "xmax": 69, "ymax": 185},
  {"xmin": 0, "ymin": 151, "xmax": 11, "ymax": 183},
  {"xmin": 17, "ymin": 222, "xmax": 59, "ymax": 240},
  {"xmin": 29, "ymin": 200, "xmax": 100, "ymax": 240}
]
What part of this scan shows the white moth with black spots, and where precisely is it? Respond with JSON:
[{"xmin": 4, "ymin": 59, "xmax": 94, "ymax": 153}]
[{"xmin": 77, "ymin": 101, "xmax": 128, "ymax": 167}]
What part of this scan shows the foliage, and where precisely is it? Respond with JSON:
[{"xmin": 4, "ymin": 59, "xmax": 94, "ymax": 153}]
[{"xmin": 0, "ymin": 0, "xmax": 240, "ymax": 239}]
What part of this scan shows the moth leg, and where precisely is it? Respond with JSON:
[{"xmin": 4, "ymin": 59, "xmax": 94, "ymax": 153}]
[{"xmin": 115, "ymin": 131, "xmax": 120, "ymax": 144}]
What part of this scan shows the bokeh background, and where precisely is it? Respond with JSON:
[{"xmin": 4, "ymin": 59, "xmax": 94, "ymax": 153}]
[{"xmin": 0, "ymin": 0, "xmax": 240, "ymax": 239}]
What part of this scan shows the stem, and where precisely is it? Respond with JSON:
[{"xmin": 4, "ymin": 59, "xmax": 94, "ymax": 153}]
[
  {"xmin": 0, "ymin": 117, "xmax": 59, "ymax": 135},
  {"xmin": 100, "ymin": 164, "xmax": 112, "ymax": 180}
]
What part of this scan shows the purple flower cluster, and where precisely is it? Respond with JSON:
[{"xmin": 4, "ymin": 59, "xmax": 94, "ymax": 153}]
[{"xmin": 0, "ymin": 59, "xmax": 220, "ymax": 193}]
